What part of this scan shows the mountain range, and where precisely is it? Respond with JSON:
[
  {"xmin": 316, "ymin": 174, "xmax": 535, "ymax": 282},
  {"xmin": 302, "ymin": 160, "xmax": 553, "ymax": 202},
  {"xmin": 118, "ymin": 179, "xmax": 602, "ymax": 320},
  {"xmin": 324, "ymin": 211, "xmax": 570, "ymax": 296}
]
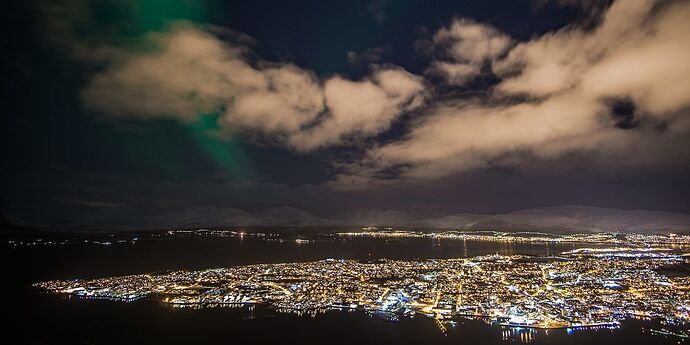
[
  {"xmin": 7, "ymin": 205, "xmax": 690, "ymax": 233},
  {"xmin": 409, "ymin": 206, "xmax": 690, "ymax": 233}
]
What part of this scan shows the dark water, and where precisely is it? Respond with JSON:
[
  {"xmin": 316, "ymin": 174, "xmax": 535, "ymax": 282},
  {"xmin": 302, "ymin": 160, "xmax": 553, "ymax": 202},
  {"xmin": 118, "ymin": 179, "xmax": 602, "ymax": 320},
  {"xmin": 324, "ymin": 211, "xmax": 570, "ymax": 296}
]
[{"xmin": 4, "ymin": 234, "xmax": 681, "ymax": 344}]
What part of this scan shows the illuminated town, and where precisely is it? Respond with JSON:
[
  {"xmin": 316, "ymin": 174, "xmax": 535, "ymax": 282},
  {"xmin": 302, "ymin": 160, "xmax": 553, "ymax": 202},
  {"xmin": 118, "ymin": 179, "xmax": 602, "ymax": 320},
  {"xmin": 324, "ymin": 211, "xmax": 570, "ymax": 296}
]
[
  {"xmin": 35, "ymin": 244, "xmax": 690, "ymax": 336},
  {"xmin": 11, "ymin": 228, "xmax": 690, "ymax": 248},
  {"xmin": 336, "ymin": 228, "xmax": 690, "ymax": 246}
]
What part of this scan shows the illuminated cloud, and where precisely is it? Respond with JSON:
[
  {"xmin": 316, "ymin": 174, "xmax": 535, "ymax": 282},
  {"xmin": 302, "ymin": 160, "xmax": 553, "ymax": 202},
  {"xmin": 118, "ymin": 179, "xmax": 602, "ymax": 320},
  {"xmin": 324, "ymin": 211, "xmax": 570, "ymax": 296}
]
[
  {"xmin": 333, "ymin": 0, "xmax": 690, "ymax": 189},
  {"xmin": 223, "ymin": 65, "xmax": 325, "ymax": 134},
  {"xmin": 80, "ymin": 25, "xmax": 424, "ymax": 152},
  {"xmin": 426, "ymin": 18, "xmax": 511, "ymax": 85},
  {"xmin": 288, "ymin": 67, "xmax": 425, "ymax": 151},
  {"xmin": 82, "ymin": 26, "xmax": 264, "ymax": 122}
]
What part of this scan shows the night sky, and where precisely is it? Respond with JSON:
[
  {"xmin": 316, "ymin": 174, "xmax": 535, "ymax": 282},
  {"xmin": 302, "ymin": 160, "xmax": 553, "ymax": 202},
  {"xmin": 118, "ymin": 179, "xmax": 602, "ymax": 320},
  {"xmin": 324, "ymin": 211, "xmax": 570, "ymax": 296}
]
[{"xmin": 3, "ymin": 0, "xmax": 690, "ymax": 227}]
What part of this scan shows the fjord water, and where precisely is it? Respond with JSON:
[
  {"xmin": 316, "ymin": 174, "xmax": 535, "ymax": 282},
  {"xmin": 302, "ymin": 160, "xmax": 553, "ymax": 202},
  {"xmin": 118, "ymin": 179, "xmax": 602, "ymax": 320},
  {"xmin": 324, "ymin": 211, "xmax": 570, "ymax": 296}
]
[{"xmin": 5, "ymin": 233, "xmax": 678, "ymax": 344}]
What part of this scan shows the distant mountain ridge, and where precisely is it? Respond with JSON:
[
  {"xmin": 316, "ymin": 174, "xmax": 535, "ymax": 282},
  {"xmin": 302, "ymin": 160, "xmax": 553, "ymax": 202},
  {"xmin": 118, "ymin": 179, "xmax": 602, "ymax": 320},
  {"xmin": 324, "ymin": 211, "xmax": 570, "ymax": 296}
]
[
  {"xmin": 375, "ymin": 206, "xmax": 690, "ymax": 233},
  {"xmin": 9, "ymin": 206, "xmax": 345, "ymax": 231},
  {"xmin": 8, "ymin": 205, "xmax": 690, "ymax": 233}
]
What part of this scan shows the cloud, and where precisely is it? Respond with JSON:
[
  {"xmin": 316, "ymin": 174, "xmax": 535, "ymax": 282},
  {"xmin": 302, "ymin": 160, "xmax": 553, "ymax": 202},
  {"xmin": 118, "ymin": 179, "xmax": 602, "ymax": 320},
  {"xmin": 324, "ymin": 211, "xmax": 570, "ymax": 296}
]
[
  {"xmin": 426, "ymin": 18, "xmax": 511, "ymax": 85},
  {"xmin": 493, "ymin": 0, "xmax": 655, "ymax": 97},
  {"xmin": 78, "ymin": 24, "xmax": 425, "ymax": 151},
  {"xmin": 494, "ymin": 0, "xmax": 690, "ymax": 117},
  {"xmin": 82, "ymin": 25, "xmax": 265, "ymax": 121},
  {"xmin": 288, "ymin": 67, "xmax": 426, "ymax": 151},
  {"xmin": 333, "ymin": 0, "xmax": 690, "ymax": 189},
  {"xmin": 223, "ymin": 65, "xmax": 325, "ymax": 134},
  {"xmin": 579, "ymin": 3, "xmax": 690, "ymax": 116}
]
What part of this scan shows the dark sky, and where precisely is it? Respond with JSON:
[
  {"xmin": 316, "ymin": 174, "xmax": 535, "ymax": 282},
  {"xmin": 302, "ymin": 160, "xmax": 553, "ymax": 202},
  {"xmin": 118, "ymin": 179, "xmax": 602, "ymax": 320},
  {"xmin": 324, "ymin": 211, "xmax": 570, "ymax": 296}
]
[{"xmin": 3, "ymin": 0, "xmax": 690, "ymax": 226}]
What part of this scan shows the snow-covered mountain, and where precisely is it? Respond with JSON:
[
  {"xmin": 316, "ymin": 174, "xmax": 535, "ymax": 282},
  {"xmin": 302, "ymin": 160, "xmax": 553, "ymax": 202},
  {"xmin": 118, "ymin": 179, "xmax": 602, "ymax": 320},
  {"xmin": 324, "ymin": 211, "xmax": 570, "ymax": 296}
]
[
  {"xmin": 410, "ymin": 206, "xmax": 690, "ymax": 232},
  {"xmin": 8, "ymin": 205, "xmax": 690, "ymax": 233},
  {"xmin": 255, "ymin": 206, "xmax": 345, "ymax": 227},
  {"xmin": 350, "ymin": 210, "xmax": 418, "ymax": 226},
  {"xmin": 10, "ymin": 206, "xmax": 344, "ymax": 230}
]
